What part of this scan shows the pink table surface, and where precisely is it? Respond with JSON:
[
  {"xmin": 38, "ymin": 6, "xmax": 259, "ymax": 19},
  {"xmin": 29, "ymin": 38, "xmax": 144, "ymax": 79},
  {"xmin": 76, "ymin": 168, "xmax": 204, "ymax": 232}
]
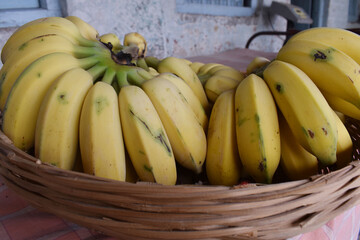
[{"xmin": 1, "ymin": 48, "xmax": 360, "ymax": 240}]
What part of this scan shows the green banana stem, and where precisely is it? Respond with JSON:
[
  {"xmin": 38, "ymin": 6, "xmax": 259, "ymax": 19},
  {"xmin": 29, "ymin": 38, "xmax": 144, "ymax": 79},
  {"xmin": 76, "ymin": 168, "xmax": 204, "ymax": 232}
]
[
  {"xmin": 87, "ymin": 63, "xmax": 107, "ymax": 81},
  {"xmin": 101, "ymin": 68, "xmax": 116, "ymax": 85},
  {"xmin": 73, "ymin": 41, "xmax": 107, "ymax": 59},
  {"xmin": 145, "ymin": 56, "xmax": 160, "ymax": 70},
  {"xmin": 136, "ymin": 58, "xmax": 149, "ymax": 71},
  {"xmin": 198, "ymin": 73, "xmax": 212, "ymax": 85},
  {"xmin": 116, "ymin": 71, "xmax": 130, "ymax": 88},
  {"xmin": 127, "ymin": 69, "xmax": 148, "ymax": 87}
]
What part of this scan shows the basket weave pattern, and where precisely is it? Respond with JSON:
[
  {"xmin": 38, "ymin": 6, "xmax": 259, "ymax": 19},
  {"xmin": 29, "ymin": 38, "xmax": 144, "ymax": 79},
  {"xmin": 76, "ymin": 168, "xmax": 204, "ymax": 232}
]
[{"xmin": 1, "ymin": 118, "xmax": 360, "ymax": 240}]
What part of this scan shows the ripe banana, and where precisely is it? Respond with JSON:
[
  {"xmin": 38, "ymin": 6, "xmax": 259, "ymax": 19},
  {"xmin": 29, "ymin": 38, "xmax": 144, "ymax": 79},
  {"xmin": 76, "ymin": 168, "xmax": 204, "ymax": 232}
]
[
  {"xmin": 1, "ymin": 17, "xmax": 97, "ymax": 63},
  {"xmin": 287, "ymin": 27, "xmax": 360, "ymax": 65},
  {"xmin": 206, "ymin": 89, "xmax": 242, "ymax": 186},
  {"xmin": 157, "ymin": 72, "xmax": 208, "ymax": 131},
  {"xmin": 0, "ymin": 34, "xmax": 99, "ymax": 111},
  {"xmin": 263, "ymin": 60, "xmax": 338, "ymax": 166},
  {"xmin": 278, "ymin": 114, "xmax": 318, "ymax": 181},
  {"xmin": 118, "ymin": 85, "xmax": 177, "ymax": 185},
  {"xmin": 123, "ymin": 32, "xmax": 147, "ymax": 58},
  {"xmin": 142, "ymin": 76, "xmax": 207, "ymax": 173},
  {"xmin": 246, "ymin": 56, "xmax": 270, "ymax": 75},
  {"xmin": 79, "ymin": 81, "xmax": 126, "ymax": 181},
  {"xmin": 204, "ymin": 74, "xmax": 241, "ymax": 103},
  {"xmin": 276, "ymin": 39, "xmax": 360, "ymax": 109},
  {"xmin": 197, "ymin": 63, "xmax": 227, "ymax": 84},
  {"xmin": 99, "ymin": 33, "xmax": 123, "ymax": 52},
  {"xmin": 65, "ymin": 16, "xmax": 99, "ymax": 41},
  {"xmin": 2, "ymin": 52, "xmax": 99, "ymax": 151},
  {"xmin": 333, "ymin": 111, "xmax": 353, "ymax": 169},
  {"xmin": 157, "ymin": 56, "xmax": 210, "ymax": 114},
  {"xmin": 35, "ymin": 68, "xmax": 93, "ymax": 170},
  {"xmin": 322, "ymin": 91, "xmax": 360, "ymax": 121},
  {"xmin": 234, "ymin": 74, "xmax": 280, "ymax": 183},
  {"xmin": 189, "ymin": 61, "xmax": 205, "ymax": 74}
]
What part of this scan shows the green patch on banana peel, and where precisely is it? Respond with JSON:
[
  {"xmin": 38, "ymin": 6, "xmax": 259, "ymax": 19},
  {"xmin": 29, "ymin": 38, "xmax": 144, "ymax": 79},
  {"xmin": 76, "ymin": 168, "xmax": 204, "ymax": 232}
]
[
  {"xmin": 144, "ymin": 164, "xmax": 153, "ymax": 173},
  {"xmin": 57, "ymin": 92, "xmax": 69, "ymax": 104},
  {"xmin": 18, "ymin": 42, "xmax": 28, "ymax": 51},
  {"xmin": 129, "ymin": 107, "xmax": 173, "ymax": 156},
  {"xmin": 310, "ymin": 48, "xmax": 335, "ymax": 62},
  {"xmin": 94, "ymin": 96, "xmax": 109, "ymax": 115}
]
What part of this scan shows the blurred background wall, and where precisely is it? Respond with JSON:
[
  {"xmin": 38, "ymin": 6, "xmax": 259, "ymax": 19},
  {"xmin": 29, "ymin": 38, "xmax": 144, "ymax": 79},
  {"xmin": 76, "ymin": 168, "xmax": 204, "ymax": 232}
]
[{"xmin": 0, "ymin": 0, "xmax": 359, "ymax": 62}]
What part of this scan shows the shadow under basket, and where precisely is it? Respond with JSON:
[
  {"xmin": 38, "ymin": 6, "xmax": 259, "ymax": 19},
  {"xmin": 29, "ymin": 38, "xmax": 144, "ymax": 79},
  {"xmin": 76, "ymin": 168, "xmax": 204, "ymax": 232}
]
[{"xmin": 1, "ymin": 118, "xmax": 360, "ymax": 240}]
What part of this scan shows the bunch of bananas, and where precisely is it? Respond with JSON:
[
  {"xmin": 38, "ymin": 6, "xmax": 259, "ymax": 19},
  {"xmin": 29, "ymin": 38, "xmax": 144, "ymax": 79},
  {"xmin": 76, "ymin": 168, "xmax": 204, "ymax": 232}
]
[{"xmin": 0, "ymin": 16, "xmax": 358, "ymax": 187}]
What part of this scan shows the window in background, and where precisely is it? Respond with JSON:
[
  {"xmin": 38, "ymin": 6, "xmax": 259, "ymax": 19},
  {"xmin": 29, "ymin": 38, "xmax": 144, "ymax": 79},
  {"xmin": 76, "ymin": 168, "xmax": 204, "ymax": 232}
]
[
  {"xmin": 348, "ymin": 0, "xmax": 359, "ymax": 22},
  {"xmin": 0, "ymin": 0, "xmax": 63, "ymax": 28},
  {"xmin": 176, "ymin": 0, "xmax": 258, "ymax": 17}
]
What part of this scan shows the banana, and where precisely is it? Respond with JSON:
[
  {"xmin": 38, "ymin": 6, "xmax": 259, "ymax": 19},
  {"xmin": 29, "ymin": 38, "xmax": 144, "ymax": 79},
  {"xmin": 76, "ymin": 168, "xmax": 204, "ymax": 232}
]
[
  {"xmin": 99, "ymin": 33, "xmax": 123, "ymax": 52},
  {"xmin": 118, "ymin": 85, "xmax": 177, "ymax": 185},
  {"xmin": 1, "ymin": 17, "xmax": 97, "ymax": 63},
  {"xmin": 34, "ymin": 68, "xmax": 93, "ymax": 170},
  {"xmin": 263, "ymin": 60, "xmax": 338, "ymax": 166},
  {"xmin": 157, "ymin": 56, "xmax": 210, "ymax": 114},
  {"xmin": 197, "ymin": 63, "xmax": 223, "ymax": 76},
  {"xmin": 2, "ymin": 52, "xmax": 98, "ymax": 151},
  {"xmin": 142, "ymin": 76, "xmax": 207, "ymax": 174},
  {"xmin": 210, "ymin": 67, "xmax": 245, "ymax": 80},
  {"xmin": 189, "ymin": 61, "xmax": 205, "ymax": 74},
  {"xmin": 123, "ymin": 32, "xmax": 147, "ymax": 58},
  {"xmin": 278, "ymin": 114, "xmax": 318, "ymax": 181},
  {"xmin": 246, "ymin": 56, "xmax": 270, "ymax": 75},
  {"xmin": 234, "ymin": 74, "xmax": 280, "ymax": 183},
  {"xmin": 204, "ymin": 75, "xmax": 240, "ymax": 103},
  {"xmin": 79, "ymin": 81, "xmax": 126, "ymax": 181},
  {"xmin": 206, "ymin": 89, "xmax": 242, "ymax": 186},
  {"xmin": 333, "ymin": 111, "xmax": 353, "ymax": 169},
  {"xmin": 65, "ymin": 16, "xmax": 99, "ymax": 41},
  {"xmin": 156, "ymin": 72, "xmax": 208, "ymax": 131},
  {"xmin": 287, "ymin": 27, "xmax": 360, "ymax": 65},
  {"xmin": 322, "ymin": 91, "xmax": 360, "ymax": 120},
  {"xmin": 0, "ymin": 34, "xmax": 99, "ymax": 111},
  {"xmin": 276, "ymin": 39, "xmax": 360, "ymax": 109}
]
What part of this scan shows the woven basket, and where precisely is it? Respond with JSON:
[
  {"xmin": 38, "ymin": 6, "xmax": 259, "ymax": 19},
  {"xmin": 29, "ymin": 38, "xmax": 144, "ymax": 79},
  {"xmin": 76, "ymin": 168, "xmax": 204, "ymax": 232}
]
[{"xmin": 1, "ymin": 118, "xmax": 360, "ymax": 240}]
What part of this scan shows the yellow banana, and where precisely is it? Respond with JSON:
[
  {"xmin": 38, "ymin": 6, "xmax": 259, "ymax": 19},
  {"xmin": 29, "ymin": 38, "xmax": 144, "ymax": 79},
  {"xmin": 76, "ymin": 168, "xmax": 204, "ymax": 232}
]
[
  {"xmin": 118, "ymin": 85, "xmax": 177, "ymax": 185},
  {"xmin": 263, "ymin": 60, "xmax": 338, "ymax": 166},
  {"xmin": 0, "ymin": 34, "xmax": 99, "ymax": 111},
  {"xmin": 322, "ymin": 91, "xmax": 360, "ymax": 120},
  {"xmin": 204, "ymin": 75, "xmax": 240, "ymax": 103},
  {"xmin": 142, "ymin": 77, "xmax": 207, "ymax": 174},
  {"xmin": 276, "ymin": 39, "xmax": 360, "ymax": 109},
  {"xmin": 197, "ymin": 63, "xmax": 223, "ymax": 76},
  {"xmin": 287, "ymin": 27, "xmax": 360, "ymax": 65},
  {"xmin": 333, "ymin": 111, "xmax": 353, "ymax": 169},
  {"xmin": 65, "ymin": 16, "xmax": 99, "ymax": 41},
  {"xmin": 99, "ymin": 33, "xmax": 123, "ymax": 52},
  {"xmin": 278, "ymin": 114, "xmax": 318, "ymax": 181},
  {"xmin": 246, "ymin": 56, "xmax": 270, "ymax": 75},
  {"xmin": 79, "ymin": 81, "xmax": 126, "ymax": 181},
  {"xmin": 123, "ymin": 32, "xmax": 147, "ymax": 58},
  {"xmin": 1, "ymin": 17, "xmax": 97, "ymax": 63},
  {"xmin": 157, "ymin": 72, "xmax": 208, "ymax": 131},
  {"xmin": 189, "ymin": 61, "xmax": 204, "ymax": 74},
  {"xmin": 157, "ymin": 56, "xmax": 210, "ymax": 114},
  {"xmin": 2, "ymin": 52, "xmax": 98, "ymax": 151},
  {"xmin": 34, "ymin": 68, "xmax": 93, "ymax": 170},
  {"xmin": 234, "ymin": 74, "xmax": 280, "ymax": 183},
  {"xmin": 210, "ymin": 67, "xmax": 245, "ymax": 80},
  {"xmin": 206, "ymin": 89, "xmax": 242, "ymax": 186}
]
